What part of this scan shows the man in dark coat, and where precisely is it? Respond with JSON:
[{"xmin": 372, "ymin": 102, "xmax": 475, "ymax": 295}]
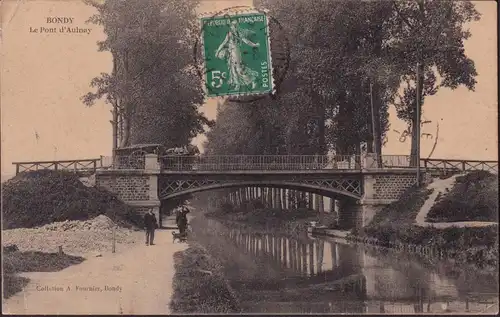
[
  {"xmin": 176, "ymin": 206, "xmax": 190, "ymax": 235},
  {"xmin": 144, "ymin": 209, "xmax": 158, "ymax": 246}
]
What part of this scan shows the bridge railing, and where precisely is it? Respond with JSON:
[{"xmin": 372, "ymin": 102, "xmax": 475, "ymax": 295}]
[
  {"xmin": 13, "ymin": 158, "xmax": 104, "ymax": 175},
  {"xmin": 420, "ymin": 158, "xmax": 498, "ymax": 174},
  {"xmin": 159, "ymin": 155, "xmax": 367, "ymax": 171},
  {"xmin": 371, "ymin": 156, "xmax": 498, "ymax": 174},
  {"xmin": 12, "ymin": 155, "xmax": 498, "ymax": 174}
]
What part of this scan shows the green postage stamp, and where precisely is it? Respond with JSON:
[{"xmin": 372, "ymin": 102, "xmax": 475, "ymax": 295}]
[{"xmin": 200, "ymin": 11, "xmax": 274, "ymax": 97}]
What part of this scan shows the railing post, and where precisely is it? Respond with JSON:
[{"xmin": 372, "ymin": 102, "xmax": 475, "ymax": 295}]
[
  {"xmin": 462, "ymin": 161, "xmax": 466, "ymax": 172},
  {"xmin": 145, "ymin": 154, "xmax": 160, "ymax": 170},
  {"xmin": 363, "ymin": 153, "xmax": 376, "ymax": 169},
  {"xmin": 15, "ymin": 164, "xmax": 19, "ymax": 175}
]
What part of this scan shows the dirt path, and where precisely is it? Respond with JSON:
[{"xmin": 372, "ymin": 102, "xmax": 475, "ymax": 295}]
[
  {"xmin": 3, "ymin": 230, "xmax": 187, "ymax": 315},
  {"xmin": 415, "ymin": 175, "xmax": 498, "ymax": 229}
]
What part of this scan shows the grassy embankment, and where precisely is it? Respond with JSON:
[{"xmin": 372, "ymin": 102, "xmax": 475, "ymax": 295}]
[
  {"xmin": 2, "ymin": 170, "xmax": 144, "ymax": 299},
  {"xmin": 426, "ymin": 171, "xmax": 498, "ymax": 222},
  {"xmin": 205, "ymin": 199, "xmax": 339, "ymax": 236},
  {"xmin": 351, "ymin": 171, "xmax": 498, "ymax": 269},
  {"xmin": 169, "ymin": 241, "xmax": 241, "ymax": 314}
]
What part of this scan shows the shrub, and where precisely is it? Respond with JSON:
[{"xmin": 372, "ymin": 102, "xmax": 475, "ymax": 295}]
[
  {"xmin": 426, "ymin": 171, "xmax": 498, "ymax": 222},
  {"xmin": 2, "ymin": 170, "xmax": 143, "ymax": 229}
]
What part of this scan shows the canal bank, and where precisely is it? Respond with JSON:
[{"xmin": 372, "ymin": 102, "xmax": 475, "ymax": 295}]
[
  {"xmin": 345, "ymin": 171, "xmax": 498, "ymax": 269},
  {"xmin": 169, "ymin": 241, "xmax": 240, "ymax": 314},
  {"xmin": 186, "ymin": 215, "xmax": 498, "ymax": 314}
]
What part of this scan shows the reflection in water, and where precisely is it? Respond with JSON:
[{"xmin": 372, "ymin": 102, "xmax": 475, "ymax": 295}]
[{"xmin": 191, "ymin": 217, "xmax": 499, "ymax": 314}]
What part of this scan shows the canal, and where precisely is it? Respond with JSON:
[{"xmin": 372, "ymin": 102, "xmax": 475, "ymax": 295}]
[{"xmin": 189, "ymin": 215, "xmax": 499, "ymax": 314}]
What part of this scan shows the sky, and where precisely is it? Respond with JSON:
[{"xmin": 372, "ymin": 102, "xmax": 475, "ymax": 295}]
[{"xmin": 1, "ymin": 0, "xmax": 497, "ymax": 180}]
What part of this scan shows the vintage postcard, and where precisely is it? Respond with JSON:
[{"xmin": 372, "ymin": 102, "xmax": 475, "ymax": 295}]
[{"xmin": 1, "ymin": 0, "xmax": 498, "ymax": 315}]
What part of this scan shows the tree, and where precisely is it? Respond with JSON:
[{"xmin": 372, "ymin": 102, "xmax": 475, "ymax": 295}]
[
  {"xmin": 389, "ymin": 0, "xmax": 480, "ymax": 164},
  {"xmin": 82, "ymin": 0, "xmax": 212, "ymax": 150},
  {"xmin": 260, "ymin": 0, "xmax": 400, "ymax": 158}
]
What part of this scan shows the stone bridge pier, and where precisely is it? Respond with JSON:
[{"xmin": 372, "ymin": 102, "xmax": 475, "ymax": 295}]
[{"xmin": 96, "ymin": 154, "xmax": 161, "ymax": 226}]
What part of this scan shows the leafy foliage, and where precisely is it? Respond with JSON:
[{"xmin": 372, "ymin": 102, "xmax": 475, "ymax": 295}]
[
  {"xmin": 204, "ymin": 0, "xmax": 481, "ymax": 161},
  {"xmin": 82, "ymin": 0, "xmax": 213, "ymax": 148},
  {"xmin": 390, "ymin": 0, "xmax": 480, "ymax": 158}
]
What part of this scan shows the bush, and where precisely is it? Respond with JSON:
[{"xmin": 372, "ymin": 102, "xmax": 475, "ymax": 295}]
[
  {"xmin": 2, "ymin": 170, "xmax": 143, "ymax": 229},
  {"xmin": 426, "ymin": 171, "xmax": 498, "ymax": 223},
  {"xmin": 357, "ymin": 223, "xmax": 499, "ymax": 268},
  {"xmin": 170, "ymin": 244, "xmax": 240, "ymax": 313}
]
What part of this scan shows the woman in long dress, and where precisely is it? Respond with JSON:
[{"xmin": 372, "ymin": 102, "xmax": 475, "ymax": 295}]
[{"xmin": 215, "ymin": 20, "xmax": 260, "ymax": 91}]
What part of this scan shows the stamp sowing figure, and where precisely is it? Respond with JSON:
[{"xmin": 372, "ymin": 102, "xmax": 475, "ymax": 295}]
[
  {"xmin": 201, "ymin": 11, "xmax": 273, "ymax": 97},
  {"xmin": 143, "ymin": 209, "xmax": 157, "ymax": 246},
  {"xmin": 215, "ymin": 20, "xmax": 260, "ymax": 91}
]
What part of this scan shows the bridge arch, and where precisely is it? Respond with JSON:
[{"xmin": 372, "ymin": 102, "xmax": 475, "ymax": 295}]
[{"xmin": 159, "ymin": 180, "xmax": 362, "ymax": 201}]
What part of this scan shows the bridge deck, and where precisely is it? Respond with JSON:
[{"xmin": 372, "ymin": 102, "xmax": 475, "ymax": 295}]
[{"xmin": 12, "ymin": 155, "xmax": 498, "ymax": 175}]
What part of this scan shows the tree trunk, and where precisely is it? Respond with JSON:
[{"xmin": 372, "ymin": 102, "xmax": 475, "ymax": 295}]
[
  {"xmin": 282, "ymin": 189, "xmax": 287, "ymax": 210},
  {"xmin": 318, "ymin": 195, "xmax": 324, "ymax": 213},
  {"xmin": 366, "ymin": 119, "xmax": 374, "ymax": 153},
  {"xmin": 355, "ymin": 142, "xmax": 362, "ymax": 169},
  {"xmin": 119, "ymin": 51, "xmax": 131, "ymax": 147},
  {"xmin": 410, "ymin": 62, "xmax": 425, "ymax": 166},
  {"xmin": 276, "ymin": 188, "xmax": 282, "ymax": 211},
  {"xmin": 110, "ymin": 51, "xmax": 119, "ymax": 158},
  {"xmin": 289, "ymin": 190, "xmax": 295, "ymax": 209},
  {"xmin": 370, "ymin": 80, "xmax": 382, "ymax": 167},
  {"xmin": 318, "ymin": 101, "xmax": 327, "ymax": 156}
]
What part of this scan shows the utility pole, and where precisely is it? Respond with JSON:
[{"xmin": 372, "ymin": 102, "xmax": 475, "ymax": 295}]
[
  {"xmin": 369, "ymin": 80, "xmax": 379, "ymax": 168},
  {"xmin": 416, "ymin": 62, "xmax": 421, "ymax": 186},
  {"xmin": 110, "ymin": 107, "xmax": 118, "ymax": 166},
  {"xmin": 110, "ymin": 46, "xmax": 119, "ymax": 168}
]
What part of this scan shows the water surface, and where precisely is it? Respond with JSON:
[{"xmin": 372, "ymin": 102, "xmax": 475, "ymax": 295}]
[{"xmin": 191, "ymin": 216, "xmax": 499, "ymax": 314}]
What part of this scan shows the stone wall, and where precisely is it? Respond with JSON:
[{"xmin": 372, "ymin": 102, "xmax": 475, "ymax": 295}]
[
  {"xmin": 95, "ymin": 170, "xmax": 161, "ymax": 227},
  {"xmin": 373, "ymin": 174, "xmax": 417, "ymax": 200},
  {"xmin": 96, "ymin": 174, "xmax": 150, "ymax": 201}
]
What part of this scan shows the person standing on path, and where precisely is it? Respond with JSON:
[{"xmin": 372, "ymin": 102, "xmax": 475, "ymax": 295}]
[
  {"xmin": 176, "ymin": 206, "xmax": 190, "ymax": 236},
  {"xmin": 144, "ymin": 209, "xmax": 158, "ymax": 246}
]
